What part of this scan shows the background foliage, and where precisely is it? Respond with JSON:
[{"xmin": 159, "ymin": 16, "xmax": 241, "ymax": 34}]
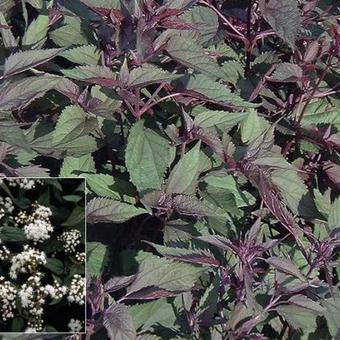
[{"xmin": 0, "ymin": 0, "xmax": 339, "ymax": 339}]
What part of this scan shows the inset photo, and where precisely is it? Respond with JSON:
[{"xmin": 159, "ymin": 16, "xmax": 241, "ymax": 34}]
[{"xmin": 0, "ymin": 178, "xmax": 85, "ymax": 333}]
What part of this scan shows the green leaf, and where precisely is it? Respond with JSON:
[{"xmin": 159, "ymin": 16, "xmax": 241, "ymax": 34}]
[
  {"xmin": 11, "ymin": 317, "xmax": 24, "ymax": 332},
  {"xmin": 52, "ymin": 105, "xmax": 97, "ymax": 145},
  {"xmin": 130, "ymin": 298, "xmax": 177, "ymax": 332},
  {"xmin": 0, "ymin": 11, "xmax": 17, "ymax": 48},
  {"xmin": 85, "ymin": 174, "xmax": 121, "ymax": 200},
  {"xmin": 0, "ymin": 75, "xmax": 60, "ymax": 110},
  {"xmin": 103, "ymin": 303, "xmax": 136, "ymax": 340},
  {"xmin": 271, "ymin": 169, "xmax": 309, "ymax": 215},
  {"xmin": 126, "ymin": 120, "xmax": 174, "ymax": 193},
  {"xmin": 166, "ymin": 32, "xmax": 222, "ymax": 79},
  {"xmin": 126, "ymin": 253, "xmax": 204, "ymax": 296},
  {"xmin": 22, "ymin": 14, "xmax": 49, "ymax": 48},
  {"xmin": 49, "ymin": 16, "xmax": 92, "ymax": 47},
  {"xmin": 321, "ymin": 298, "xmax": 340, "ymax": 337},
  {"xmin": 166, "ymin": 141, "xmax": 201, "ymax": 194},
  {"xmin": 271, "ymin": 63, "xmax": 303, "ymax": 82},
  {"xmin": 62, "ymin": 65, "xmax": 116, "ymax": 83},
  {"xmin": 180, "ymin": 6, "xmax": 219, "ymax": 46},
  {"xmin": 60, "ymin": 154, "xmax": 96, "ymax": 177},
  {"xmin": 60, "ymin": 44, "xmax": 101, "ymax": 65},
  {"xmin": 0, "ymin": 226, "xmax": 26, "ymax": 241},
  {"xmin": 328, "ymin": 197, "xmax": 340, "ymax": 230},
  {"xmin": 0, "ymin": 122, "xmax": 31, "ymax": 151},
  {"xmin": 80, "ymin": 0, "xmax": 120, "ymax": 9},
  {"xmin": 194, "ymin": 110, "xmax": 248, "ymax": 132},
  {"xmin": 275, "ymin": 304, "xmax": 317, "ymax": 332},
  {"xmin": 266, "ymin": 256, "xmax": 306, "ymax": 281},
  {"xmin": 259, "ymin": 0, "xmax": 301, "ymax": 48},
  {"xmin": 44, "ymin": 258, "xmax": 64, "ymax": 275},
  {"xmin": 87, "ymin": 198, "xmax": 148, "ymax": 224},
  {"xmin": 127, "ymin": 64, "xmax": 181, "ymax": 88},
  {"xmin": 3, "ymin": 48, "xmax": 61, "ymax": 78},
  {"xmin": 185, "ymin": 74, "xmax": 256, "ymax": 108},
  {"xmin": 87, "ymin": 242, "xmax": 109, "ymax": 277},
  {"xmin": 240, "ymin": 109, "xmax": 270, "ymax": 143}
]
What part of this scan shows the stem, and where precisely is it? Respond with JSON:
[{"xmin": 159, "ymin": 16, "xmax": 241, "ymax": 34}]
[
  {"xmin": 245, "ymin": 1, "xmax": 253, "ymax": 76},
  {"xmin": 136, "ymin": 93, "xmax": 183, "ymax": 117},
  {"xmin": 198, "ymin": 0, "xmax": 245, "ymax": 39},
  {"xmin": 295, "ymin": 61, "xmax": 330, "ymax": 126}
]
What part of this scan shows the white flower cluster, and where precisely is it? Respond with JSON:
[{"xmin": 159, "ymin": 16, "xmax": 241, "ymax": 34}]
[
  {"xmin": 75, "ymin": 251, "xmax": 86, "ymax": 263},
  {"xmin": 44, "ymin": 280, "xmax": 68, "ymax": 300},
  {"xmin": 24, "ymin": 219, "xmax": 54, "ymax": 243},
  {"xmin": 14, "ymin": 204, "xmax": 55, "ymax": 243},
  {"xmin": 10, "ymin": 245, "xmax": 47, "ymax": 279},
  {"xmin": 19, "ymin": 273, "xmax": 46, "ymax": 331},
  {"xmin": 0, "ymin": 244, "xmax": 10, "ymax": 261},
  {"xmin": 68, "ymin": 318, "xmax": 84, "ymax": 333},
  {"xmin": 0, "ymin": 276, "xmax": 17, "ymax": 321},
  {"xmin": 5, "ymin": 178, "xmax": 42, "ymax": 190},
  {"xmin": 0, "ymin": 196, "xmax": 14, "ymax": 217},
  {"xmin": 67, "ymin": 274, "xmax": 85, "ymax": 305},
  {"xmin": 58, "ymin": 229, "xmax": 81, "ymax": 253}
]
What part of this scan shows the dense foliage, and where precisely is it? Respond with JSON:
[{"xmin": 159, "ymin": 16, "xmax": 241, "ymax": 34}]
[
  {"xmin": 0, "ymin": 0, "xmax": 339, "ymax": 339},
  {"xmin": 0, "ymin": 178, "xmax": 85, "ymax": 333}
]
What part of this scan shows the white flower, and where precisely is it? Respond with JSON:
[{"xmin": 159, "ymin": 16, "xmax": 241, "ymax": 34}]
[
  {"xmin": 0, "ymin": 277, "xmax": 17, "ymax": 321},
  {"xmin": 67, "ymin": 274, "xmax": 85, "ymax": 305},
  {"xmin": 58, "ymin": 229, "xmax": 82, "ymax": 253},
  {"xmin": 68, "ymin": 318, "xmax": 83, "ymax": 333},
  {"xmin": 10, "ymin": 245, "xmax": 47, "ymax": 279},
  {"xmin": 24, "ymin": 327, "xmax": 37, "ymax": 333},
  {"xmin": 7, "ymin": 178, "xmax": 41, "ymax": 190},
  {"xmin": 24, "ymin": 219, "xmax": 54, "ymax": 243}
]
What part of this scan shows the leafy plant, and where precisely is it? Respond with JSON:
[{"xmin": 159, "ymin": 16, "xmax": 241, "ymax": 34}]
[
  {"xmin": 0, "ymin": 0, "xmax": 339, "ymax": 339},
  {"xmin": 0, "ymin": 178, "xmax": 85, "ymax": 333}
]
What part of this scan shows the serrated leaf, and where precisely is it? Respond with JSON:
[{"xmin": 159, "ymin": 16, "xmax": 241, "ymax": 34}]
[
  {"xmin": 60, "ymin": 44, "xmax": 101, "ymax": 65},
  {"xmin": 85, "ymin": 174, "xmax": 121, "ymax": 200},
  {"xmin": 129, "ymin": 298, "xmax": 177, "ymax": 333},
  {"xmin": 0, "ymin": 75, "xmax": 60, "ymax": 110},
  {"xmin": 127, "ymin": 64, "xmax": 181, "ymax": 88},
  {"xmin": 321, "ymin": 298, "xmax": 340, "ymax": 337},
  {"xmin": 103, "ymin": 303, "xmax": 136, "ymax": 340},
  {"xmin": 194, "ymin": 110, "xmax": 248, "ymax": 132},
  {"xmin": 328, "ymin": 197, "xmax": 340, "ymax": 230},
  {"xmin": 166, "ymin": 141, "xmax": 201, "ymax": 194},
  {"xmin": 173, "ymin": 194, "xmax": 227, "ymax": 218},
  {"xmin": 240, "ymin": 109, "xmax": 270, "ymax": 143},
  {"xmin": 59, "ymin": 154, "xmax": 96, "ymax": 177},
  {"xmin": 185, "ymin": 74, "xmax": 256, "ymax": 108},
  {"xmin": 166, "ymin": 32, "xmax": 222, "ymax": 79},
  {"xmin": 49, "ymin": 16, "xmax": 91, "ymax": 47},
  {"xmin": 180, "ymin": 6, "xmax": 219, "ymax": 46},
  {"xmin": 126, "ymin": 253, "xmax": 204, "ymax": 296},
  {"xmin": 53, "ymin": 105, "xmax": 97, "ymax": 145},
  {"xmin": 87, "ymin": 242, "xmax": 109, "ymax": 277},
  {"xmin": 3, "ymin": 48, "xmax": 61, "ymax": 78},
  {"xmin": 145, "ymin": 241, "xmax": 220, "ymax": 266},
  {"xmin": 22, "ymin": 14, "xmax": 49, "ymax": 48},
  {"xmin": 87, "ymin": 198, "xmax": 147, "ymax": 224},
  {"xmin": 275, "ymin": 304, "xmax": 317, "ymax": 332},
  {"xmin": 271, "ymin": 63, "xmax": 303, "ymax": 82},
  {"xmin": 126, "ymin": 120, "xmax": 174, "ymax": 193},
  {"xmin": 0, "ymin": 11, "xmax": 17, "ymax": 48},
  {"xmin": 62, "ymin": 65, "xmax": 117, "ymax": 85},
  {"xmin": 259, "ymin": 0, "xmax": 301, "ymax": 48},
  {"xmin": 266, "ymin": 256, "xmax": 306, "ymax": 281}
]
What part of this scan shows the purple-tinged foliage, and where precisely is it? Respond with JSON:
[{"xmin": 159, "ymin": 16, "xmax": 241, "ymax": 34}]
[{"xmin": 0, "ymin": 0, "xmax": 339, "ymax": 339}]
